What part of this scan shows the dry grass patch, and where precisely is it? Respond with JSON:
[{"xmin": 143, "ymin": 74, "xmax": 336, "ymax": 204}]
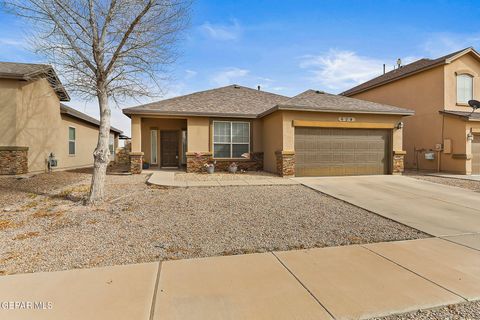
[
  {"xmin": 0, "ymin": 219, "xmax": 23, "ymax": 230},
  {"xmin": 13, "ymin": 231, "xmax": 40, "ymax": 241},
  {"xmin": 32, "ymin": 209, "xmax": 64, "ymax": 219}
]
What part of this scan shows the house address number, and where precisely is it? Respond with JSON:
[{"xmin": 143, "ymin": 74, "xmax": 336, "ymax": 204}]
[{"xmin": 338, "ymin": 117, "xmax": 356, "ymax": 122}]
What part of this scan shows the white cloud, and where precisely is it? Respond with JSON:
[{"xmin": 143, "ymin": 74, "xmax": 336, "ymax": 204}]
[
  {"xmin": 299, "ymin": 49, "xmax": 385, "ymax": 92},
  {"xmin": 0, "ymin": 37, "xmax": 26, "ymax": 47},
  {"xmin": 184, "ymin": 69, "xmax": 197, "ymax": 79},
  {"xmin": 200, "ymin": 19, "xmax": 242, "ymax": 41},
  {"xmin": 211, "ymin": 67, "xmax": 249, "ymax": 86},
  {"xmin": 422, "ymin": 32, "xmax": 480, "ymax": 57}
]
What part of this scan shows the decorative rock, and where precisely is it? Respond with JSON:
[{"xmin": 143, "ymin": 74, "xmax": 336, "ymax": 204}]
[
  {"xmin": 393, "ymin": 151, "xmax": 406, "ymax": 175},
  {"xmin": 129, "ymin": 152, "xmax": 144, "ymax": 174}
]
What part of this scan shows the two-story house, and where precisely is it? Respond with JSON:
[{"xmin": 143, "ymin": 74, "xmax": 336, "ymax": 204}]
[{"xmin": 343, "ymin": 47, "xmax": 480, "ymax": 175}]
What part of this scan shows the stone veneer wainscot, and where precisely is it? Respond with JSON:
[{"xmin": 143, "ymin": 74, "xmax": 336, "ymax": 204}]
[{"xmin": 0, "ymin": 146, "xmax": 28, "ymax": 175}]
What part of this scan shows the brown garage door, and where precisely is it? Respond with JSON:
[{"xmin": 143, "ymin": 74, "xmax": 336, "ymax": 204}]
[
  {"xmin": 295, "ymin": 127, "xmax": 391, "ymax": 177},
  {"xmin": 472, "ymin": 135, "xmax": 480, "ymax": 175}
]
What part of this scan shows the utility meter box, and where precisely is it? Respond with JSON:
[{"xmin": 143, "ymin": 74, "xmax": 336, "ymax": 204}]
[
  {"xmin": 443, "ymin": 139, "xmax": 452, "ymax": 154},
  {"xmin": 425, "ymin": 151, "xmax": 435, "ymax": 160}
]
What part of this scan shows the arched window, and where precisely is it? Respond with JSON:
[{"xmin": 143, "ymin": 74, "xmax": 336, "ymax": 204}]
[{"xmin": 457, "ymin": 74, "xmax": 473, "ymax": 104}]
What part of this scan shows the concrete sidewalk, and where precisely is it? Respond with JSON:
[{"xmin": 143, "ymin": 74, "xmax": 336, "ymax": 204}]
[
  {"xmin": 1, "ymin": 238, "xmax": 479, "ymax": 320},
  {"xmin": 147, "ymin": 171, "xmax": 299, "ymax": 187}
]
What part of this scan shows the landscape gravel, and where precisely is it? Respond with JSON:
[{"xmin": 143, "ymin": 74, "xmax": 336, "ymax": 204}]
[
  {"xmin": 406, "ymin": 172, "xmax": 480, "ymax": 192},
  {"xmin": 1, "ymin": 170, "xmax": 427, "ymax": 275},
  {"xmin": 371, "ymin": 301, "xmax": 480, "ymax": 320}
]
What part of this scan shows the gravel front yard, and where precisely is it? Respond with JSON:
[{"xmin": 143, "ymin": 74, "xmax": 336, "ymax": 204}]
[
  {"xmin": 371, "ymin": 301, "xmax": 480, "ymax": 320},
  {"xmin": 1, "ymin": 170, "xmax": 427, "ymax": 275},
  {"xmin": 406, "ymin": 172, "xmax": 480, "ymax": 192}
]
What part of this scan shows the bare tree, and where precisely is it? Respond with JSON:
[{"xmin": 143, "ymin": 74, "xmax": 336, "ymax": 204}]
[{"xmin": 2, "ymin": 0, "xmax": 190, "ymax": 204}]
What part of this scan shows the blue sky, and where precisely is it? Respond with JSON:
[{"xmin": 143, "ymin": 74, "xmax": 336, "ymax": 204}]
[{"xmin": 1, "ymin": 0, "xmax": 480, "ymax": 135}]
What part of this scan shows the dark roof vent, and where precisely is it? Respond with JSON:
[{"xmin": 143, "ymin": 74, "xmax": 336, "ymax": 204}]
[
  {"xmin": 315, "ymin": 90, "xmax": 325, "ymax": 94},
  {"xmin": 233, "ymin": 84, "xmax": 240, "ymax": 88}
]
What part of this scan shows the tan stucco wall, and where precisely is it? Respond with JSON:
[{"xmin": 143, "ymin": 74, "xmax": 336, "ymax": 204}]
[
  {"xmin": 0, "ymin": 79, "xmax": 18, "ymax": 146},
  {"xmin": 261, "ymin": 111, "xmax": 283, "ymax": 173},
  {"xmin": 444, "ymin": 52, "xmax": 480, "ymax": 112},
  {"xmin": 442, "ymin": 116, "xmax": 468, "ymax": 174},
  {"xmin": 350, "ymin": 66, "xmax": 445, "ymax": 171},
  {"xmin": 141, "ymin": 117, "xmax": 186, "ymax": 166},
  {"xmin": 0, "ymin": 78, "xmax": 119, "ymax": 173},
  {"xmin": 187, "ymin": 117, "xmax": 210, "ymax": 152}
]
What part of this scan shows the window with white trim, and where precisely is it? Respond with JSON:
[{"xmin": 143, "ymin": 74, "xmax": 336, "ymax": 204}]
[
  {"xmin": 213, "ymin": 121, "xmax": 250, "ymax": 158},
  {"xmin": 109, "ymin": 133, "xmax": 115, "ymax": 156},
  {"xmin": 457, "ymin": 74, "xmax": 473, "ymax": 104},
  {"xmin": 150, "ymin": 129, "xmax": 158, "ymax": 164},
  {"xmin": 68, "ymin": 127, "xmax": 76, "ymax": 155}
]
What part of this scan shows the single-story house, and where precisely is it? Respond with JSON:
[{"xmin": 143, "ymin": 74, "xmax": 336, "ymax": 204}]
[
  {"xmin": 0, "ymin": 62, "xmax": 122, "ymax": 175},
  {"xmin": 123, "ymin": 85, "xmax": 413, "ymax": 177},
  {"xmin": 342, "ymin": 47, "xmax": 480, "ymax": 175}
]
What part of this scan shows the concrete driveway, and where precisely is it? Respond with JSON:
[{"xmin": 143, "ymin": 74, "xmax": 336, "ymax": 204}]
[{"xmin": 294, "ymin": 175, "xmax": 480, "ymax": 248}]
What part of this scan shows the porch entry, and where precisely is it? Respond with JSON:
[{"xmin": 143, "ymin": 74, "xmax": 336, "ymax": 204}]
[{"xmin": 161, "ymin": 131, "xmax": 179, "ymax": 167}]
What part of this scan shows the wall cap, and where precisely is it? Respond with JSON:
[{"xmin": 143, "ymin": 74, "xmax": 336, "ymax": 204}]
[
  {"xmin": 0, "ymin": 146, "xmax": 29, "ymax": 151},
  {"xmin": 276, "ymin": 150, "xmax": 295, "ymax": 155},
  {"xmin": 129, "ymin": 152, "xmax": 144, "ymax": 156},
  {"xmin": 393, "ymin": 150, "xmax": 407, "ymax": 155}
]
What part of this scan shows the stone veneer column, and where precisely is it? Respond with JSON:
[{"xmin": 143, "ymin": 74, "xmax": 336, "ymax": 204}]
[
  {"xmin": 129, "ymin": 151, "xmax": 144, "ymax": 174},
  {"xmin": 0, "ymin": 146, "xmax": 28, "ymax": 175},
  {"xmin": 186, "ymin": 152, "xmax": 212, "ymax": 173},
  {"xmin": 392, "ymin": 150, "xmax": 406, "ymax": 175},
  {"xmin": 275, "ymin": 151, "xmax": 295, "ymax": 177}
]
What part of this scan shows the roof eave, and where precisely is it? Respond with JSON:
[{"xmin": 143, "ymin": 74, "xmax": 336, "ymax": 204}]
[
  {"xmin": 122, "ymin": 109, "xmax": 259, "ymax": 119},
  {"xmin": 265, "ymin": 105, "xmax": 414, "ymax": 116}
]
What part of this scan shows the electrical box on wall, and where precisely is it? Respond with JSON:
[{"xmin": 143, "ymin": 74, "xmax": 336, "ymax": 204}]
[
  {"xmin": 425, "ymin": 152, "xmax": 435, "ymax": 160},
  {"xmin": 443, "ymin": 139, "xmax": 452, "ymax": 154}
]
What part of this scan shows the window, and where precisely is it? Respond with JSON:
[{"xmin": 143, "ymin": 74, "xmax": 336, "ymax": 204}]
[
  {"xmin": 150, "ymin": 129, "xmax": 158, "ymax": 164},
  {"xmin": 109, "ymin": 133, "xmax": 115, "ymax": 159},
  {"xmin": 213, "ymin": 121, "xmax": 250, "ymax": 158},
  {"xmin": 68, "ymin": 127, "xmax": 76, "ymax": 155},
  {"xmin": 457, "ymin": 74, "xmax": 473, "ymax": 104}
]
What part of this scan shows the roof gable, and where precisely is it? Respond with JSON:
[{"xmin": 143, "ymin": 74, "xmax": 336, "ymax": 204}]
[
  {"xmin": 342, "ymin": 47, "xmax": 480, "ymax": 96},
  {"xmin": 259, "ymin": 89, "xmax": 414, "ymax": 117},
  {"xmin": 0, "ymin": 62, "xmax": 70, "ymax": 101},
  {"xmin": 123, "ymin": 85, "xmax": 290, "ymax": 118}
]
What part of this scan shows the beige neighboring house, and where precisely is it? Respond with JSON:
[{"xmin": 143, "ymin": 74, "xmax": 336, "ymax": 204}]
[
  {"xmin": 343, "ymin": 47, "xmax": 480, "ymax": 175},
  {"xmin": 0, "ymin": 62, "xmax": 122, "ymax": 175},
  {"xmin": 123, "ymin": 85, "xmax": 413, "ymax": 177}
]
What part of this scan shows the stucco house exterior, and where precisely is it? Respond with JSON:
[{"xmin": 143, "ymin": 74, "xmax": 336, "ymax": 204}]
[
  {"xmin": 0, "ymin": 62, "xmax": 122, "ymax": 175},
  {"xmin": 123, "ymin": 85, "xmax": 413, "ymax": 177},
  {"xmin": 343, "ymin": 47, "xmax": 480, "ymax": 175}
]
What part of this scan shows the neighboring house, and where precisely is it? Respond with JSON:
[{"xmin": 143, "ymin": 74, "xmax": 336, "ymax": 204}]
[
  {"xmin": 123, "ymin": 85, "xmax": 413, "ymax": 177},
  {"xmin": 343, "ymin": 47, "xmax": 480, "ymax": 175},
  {"xmin": 0, "ymin": 62, "xmax": 122, "ymax": 175}
]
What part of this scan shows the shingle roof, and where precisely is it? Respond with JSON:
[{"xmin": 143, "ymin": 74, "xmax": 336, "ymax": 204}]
[
  {"xmin": 60, "ymin": 104, "xmax": 123, "ymax": 134},
  {"xmin": 259, "ymin": 89, "xmax": 414, "ymax": 117},
  {"xmin": 122, "ymin": 84, "xmax": 290, "ymax": 118},
  {"xmin": 342, "ymin": 47, "xmax": 479, "ymax": 96},
  {"xmin": 440, "ymin": 110, "xmax": 480, "ymax": 121},
  {"xmin": 0, "ymin": 61, "xmax": 70, "ymax": 101}
]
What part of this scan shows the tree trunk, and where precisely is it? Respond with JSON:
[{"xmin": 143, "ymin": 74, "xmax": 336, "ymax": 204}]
[{"xmin": 87, "ymin": 84, "xmax": 111, "ymax": 204}]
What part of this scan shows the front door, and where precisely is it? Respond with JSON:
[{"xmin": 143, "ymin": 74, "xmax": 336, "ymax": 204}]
[{"xmin": 161, "ymin": 131, "xmax": 179, "ymax": 167}]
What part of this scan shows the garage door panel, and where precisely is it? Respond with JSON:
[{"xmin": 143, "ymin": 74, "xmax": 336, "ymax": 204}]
[{"xmin": 295, "ymin": 127, "xmax": 390, "ymax": 177}]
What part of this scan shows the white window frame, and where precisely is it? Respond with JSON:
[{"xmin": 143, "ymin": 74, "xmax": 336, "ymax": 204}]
[
  {"xmin": 109, "ymin": 133, "xmax": 115, "ymax": 160},
  {"xmin": 212, "ymin": 120, "xmax": 250, "ymax": 159},
  {"xmin": 456, "ymin": 73, "xmax": 474, "ymax": 104},
  {"xmin": 68, "ymin": 126, "xmax": 76, "ymax": 156},
  {"xmin": 150, "ymin": 129, "xmax": 158, "ymax": 164}
]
